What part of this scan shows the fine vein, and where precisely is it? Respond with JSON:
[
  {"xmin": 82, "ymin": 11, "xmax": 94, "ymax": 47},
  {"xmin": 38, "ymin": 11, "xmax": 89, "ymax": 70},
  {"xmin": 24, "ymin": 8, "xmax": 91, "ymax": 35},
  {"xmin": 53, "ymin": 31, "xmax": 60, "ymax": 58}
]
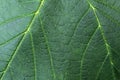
[
  {"xmin": 68, "ymin": 7, "xmax": 90, "ymax": 45},
  {"xmin": 30, "ymin": 32, "xmax": 37, "ymax": 80},
  {"xmin": 0, "ymin": 13, "xmax": 34, "ymax": 27}
]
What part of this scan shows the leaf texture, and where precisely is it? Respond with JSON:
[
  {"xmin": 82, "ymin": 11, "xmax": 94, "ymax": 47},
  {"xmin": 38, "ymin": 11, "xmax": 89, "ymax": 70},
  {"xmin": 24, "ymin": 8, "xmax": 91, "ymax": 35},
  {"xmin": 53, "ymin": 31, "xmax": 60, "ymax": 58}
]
[{"xmin": 0, "ymin": 0, "xmax": 120, "ymax": 80}]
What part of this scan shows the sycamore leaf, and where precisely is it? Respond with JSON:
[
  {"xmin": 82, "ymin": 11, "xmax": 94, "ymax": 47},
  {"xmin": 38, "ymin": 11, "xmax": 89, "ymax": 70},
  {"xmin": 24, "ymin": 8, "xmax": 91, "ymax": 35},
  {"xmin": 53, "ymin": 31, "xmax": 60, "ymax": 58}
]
[{"xmin": 0, "ymin": 0, "xmax": 120, "ymax": 80}]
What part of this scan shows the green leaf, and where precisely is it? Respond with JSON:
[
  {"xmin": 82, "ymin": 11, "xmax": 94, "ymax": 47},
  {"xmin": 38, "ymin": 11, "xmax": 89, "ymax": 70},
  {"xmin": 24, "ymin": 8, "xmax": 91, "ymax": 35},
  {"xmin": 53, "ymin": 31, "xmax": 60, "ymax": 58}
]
[{"xmin": 0, "ymin": 0, "xmax": 120, "ymax": 80}]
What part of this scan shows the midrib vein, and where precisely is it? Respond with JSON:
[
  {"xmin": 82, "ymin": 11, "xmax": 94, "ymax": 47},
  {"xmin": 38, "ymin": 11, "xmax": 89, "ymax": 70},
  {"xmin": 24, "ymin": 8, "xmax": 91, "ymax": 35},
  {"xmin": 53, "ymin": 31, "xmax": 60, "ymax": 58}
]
[
  {"xmin": 87, "ymin": 1, "xmax": 115, "ymax": 80},
  {"xmin": 0, "ymin": 0, "xmax": 45, "ymax": 80}
]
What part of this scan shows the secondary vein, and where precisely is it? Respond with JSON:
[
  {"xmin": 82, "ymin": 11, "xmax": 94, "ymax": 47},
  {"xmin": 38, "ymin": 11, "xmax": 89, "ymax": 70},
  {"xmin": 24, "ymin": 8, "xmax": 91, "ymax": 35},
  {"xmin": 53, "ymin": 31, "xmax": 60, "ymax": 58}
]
[
  {"xmin": 68, "ymin": 6, "xmax": 90, "ymax": 45},
  {"xmin": 80, "ymin": 24, "xmax": 99, "ymax": 80},
  {"xmin": 39, "ymin": 17, "xmax": 56, "ymax": 80}
]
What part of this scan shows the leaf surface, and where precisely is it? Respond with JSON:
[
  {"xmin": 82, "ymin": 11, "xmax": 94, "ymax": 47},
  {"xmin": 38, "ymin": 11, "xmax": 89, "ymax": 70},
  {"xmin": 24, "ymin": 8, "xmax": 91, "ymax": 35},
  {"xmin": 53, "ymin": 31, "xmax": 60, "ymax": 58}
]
[{"xmin": 0, "ymin": 0, "xmax": 120, "ymax": 80}]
